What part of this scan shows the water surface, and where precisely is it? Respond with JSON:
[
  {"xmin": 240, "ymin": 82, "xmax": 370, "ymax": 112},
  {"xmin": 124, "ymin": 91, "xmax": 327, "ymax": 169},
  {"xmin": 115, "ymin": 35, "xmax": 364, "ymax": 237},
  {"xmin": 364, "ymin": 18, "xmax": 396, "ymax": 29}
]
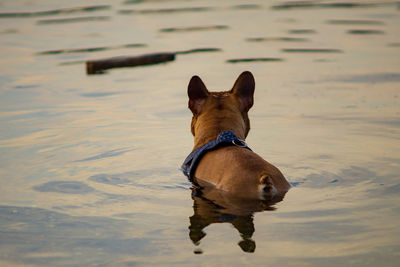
[{"xmin": 0, "ymin": 0, "xmax": 399, "ymax": 266}]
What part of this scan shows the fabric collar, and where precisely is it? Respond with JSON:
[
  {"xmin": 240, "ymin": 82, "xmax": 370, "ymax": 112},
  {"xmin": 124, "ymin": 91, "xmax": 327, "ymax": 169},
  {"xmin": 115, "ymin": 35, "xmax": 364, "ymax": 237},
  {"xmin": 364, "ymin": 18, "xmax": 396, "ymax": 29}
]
[{"xmin": 181, "ymin": 130, "xmax": 251, "ymax": 183}]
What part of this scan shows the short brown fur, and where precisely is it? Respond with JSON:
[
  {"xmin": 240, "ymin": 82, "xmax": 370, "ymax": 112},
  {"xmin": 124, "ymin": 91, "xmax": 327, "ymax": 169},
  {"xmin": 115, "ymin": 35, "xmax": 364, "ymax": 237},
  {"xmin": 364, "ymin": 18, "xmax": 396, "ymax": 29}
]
[{"xmin": 187, "ymin": 71, "xmax": 290, "ymax": 199}]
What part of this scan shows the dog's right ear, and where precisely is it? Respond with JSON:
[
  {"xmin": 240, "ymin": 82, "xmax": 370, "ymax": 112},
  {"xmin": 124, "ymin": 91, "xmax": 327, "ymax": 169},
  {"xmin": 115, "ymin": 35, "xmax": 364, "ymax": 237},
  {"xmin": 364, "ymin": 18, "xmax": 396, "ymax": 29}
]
[
  {"xmin": 188, "ymin": 75, "xmax": 209, "ymax": 115},
  {"xmin": 231, "ymin": 71, "xmax": 255, "ymax": 113}
]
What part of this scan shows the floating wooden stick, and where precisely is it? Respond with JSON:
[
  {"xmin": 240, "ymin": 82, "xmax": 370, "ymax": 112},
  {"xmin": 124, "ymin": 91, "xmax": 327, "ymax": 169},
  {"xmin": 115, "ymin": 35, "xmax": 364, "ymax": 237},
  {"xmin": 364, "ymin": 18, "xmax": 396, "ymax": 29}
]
[
  {"xmin": 227, "ymin": 58, "xmax": 283, "ymax": 63},
  {"xmin": 86, "ymin": 52, "xmax": 175, "ymax": 74}
]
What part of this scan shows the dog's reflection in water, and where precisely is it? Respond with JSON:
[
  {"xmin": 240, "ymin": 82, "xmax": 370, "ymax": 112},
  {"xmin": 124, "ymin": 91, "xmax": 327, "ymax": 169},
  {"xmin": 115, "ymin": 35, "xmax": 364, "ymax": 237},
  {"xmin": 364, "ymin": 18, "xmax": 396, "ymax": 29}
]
[{"xmin": 188, "ymin": 180, "xmax": 285, "ymax": 253}]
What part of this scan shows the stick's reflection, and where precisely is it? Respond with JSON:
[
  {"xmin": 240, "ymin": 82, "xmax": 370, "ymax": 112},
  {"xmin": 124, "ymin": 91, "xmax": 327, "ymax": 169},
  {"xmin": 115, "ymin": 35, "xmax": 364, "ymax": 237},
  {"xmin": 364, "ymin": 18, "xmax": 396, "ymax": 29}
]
[{"xmin": 188, "ymin": 181, "xmax": 286, "ymax": 253}]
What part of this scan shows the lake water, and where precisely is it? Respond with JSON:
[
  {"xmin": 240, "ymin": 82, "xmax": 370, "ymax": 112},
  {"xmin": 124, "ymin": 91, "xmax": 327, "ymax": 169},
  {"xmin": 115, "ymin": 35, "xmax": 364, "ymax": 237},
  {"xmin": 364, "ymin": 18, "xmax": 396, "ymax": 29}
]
[{"xmin": 0, "ymin": 0, "xmax": 399, "ymax": 266}]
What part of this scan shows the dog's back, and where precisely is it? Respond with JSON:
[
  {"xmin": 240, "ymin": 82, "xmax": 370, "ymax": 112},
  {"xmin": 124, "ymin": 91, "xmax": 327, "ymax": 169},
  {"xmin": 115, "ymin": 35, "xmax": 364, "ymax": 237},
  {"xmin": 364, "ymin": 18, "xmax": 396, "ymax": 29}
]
[{"xmin": 196, "ymin": 146, "xmax": 289, "ymax": 200}]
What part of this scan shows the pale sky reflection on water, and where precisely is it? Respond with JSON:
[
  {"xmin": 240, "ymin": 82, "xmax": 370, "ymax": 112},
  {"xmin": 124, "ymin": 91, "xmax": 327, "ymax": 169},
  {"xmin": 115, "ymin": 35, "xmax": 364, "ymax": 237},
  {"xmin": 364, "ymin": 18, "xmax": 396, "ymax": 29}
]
[{"xmin": 0, "ymin": 0, "xmax": 399, "ymax": 266}]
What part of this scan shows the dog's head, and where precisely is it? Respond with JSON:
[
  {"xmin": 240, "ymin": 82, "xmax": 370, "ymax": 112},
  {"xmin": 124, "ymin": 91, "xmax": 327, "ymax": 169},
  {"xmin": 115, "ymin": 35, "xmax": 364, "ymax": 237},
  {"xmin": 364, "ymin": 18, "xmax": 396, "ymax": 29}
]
[{"xmin": 187, "ymin": 71, "xmax": 255, "ymax": 140}]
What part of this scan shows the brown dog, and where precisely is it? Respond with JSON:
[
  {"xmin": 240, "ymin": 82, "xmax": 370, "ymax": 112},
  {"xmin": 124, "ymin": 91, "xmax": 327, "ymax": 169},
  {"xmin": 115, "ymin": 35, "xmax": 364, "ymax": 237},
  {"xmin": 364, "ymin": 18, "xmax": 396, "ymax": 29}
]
[{"xmin": 184, "ymin": 71, "xmax": 290, "ymax": 200}]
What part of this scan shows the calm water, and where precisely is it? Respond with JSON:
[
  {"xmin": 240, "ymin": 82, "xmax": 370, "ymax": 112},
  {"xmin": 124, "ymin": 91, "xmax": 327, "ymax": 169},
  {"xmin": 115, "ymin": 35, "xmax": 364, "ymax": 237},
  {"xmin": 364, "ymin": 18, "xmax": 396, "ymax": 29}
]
[{"xmin": 1, "ymin": 0, "xmax": 400, "ymax": 266}]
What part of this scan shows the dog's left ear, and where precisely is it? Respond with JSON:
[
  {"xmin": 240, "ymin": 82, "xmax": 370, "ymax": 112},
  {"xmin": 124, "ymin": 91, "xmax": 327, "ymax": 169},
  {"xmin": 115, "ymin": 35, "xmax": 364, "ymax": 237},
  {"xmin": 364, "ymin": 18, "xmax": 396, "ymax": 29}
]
[
  {"xmin": 231, "ymin": 71, "xmax": 255, "ymax": 112},
  {"xmin": 188, "ymin": 75, "xmax": 209, "ymax": 115}
]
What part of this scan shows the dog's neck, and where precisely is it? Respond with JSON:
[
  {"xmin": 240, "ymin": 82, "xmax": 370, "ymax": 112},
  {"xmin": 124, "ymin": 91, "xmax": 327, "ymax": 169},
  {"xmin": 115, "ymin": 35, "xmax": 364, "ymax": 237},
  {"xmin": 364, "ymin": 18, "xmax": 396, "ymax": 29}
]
[{"xmin": 192, "ymin": 115, "xmax": 247, "ymax": 150}]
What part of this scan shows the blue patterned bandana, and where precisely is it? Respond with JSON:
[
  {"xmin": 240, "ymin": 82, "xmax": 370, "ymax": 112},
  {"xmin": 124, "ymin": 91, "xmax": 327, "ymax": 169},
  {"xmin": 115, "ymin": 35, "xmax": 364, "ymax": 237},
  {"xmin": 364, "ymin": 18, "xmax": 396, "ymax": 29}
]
[{"xmin": 181, "ymin": 131, "xmax": 251, "ymax": 183}]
